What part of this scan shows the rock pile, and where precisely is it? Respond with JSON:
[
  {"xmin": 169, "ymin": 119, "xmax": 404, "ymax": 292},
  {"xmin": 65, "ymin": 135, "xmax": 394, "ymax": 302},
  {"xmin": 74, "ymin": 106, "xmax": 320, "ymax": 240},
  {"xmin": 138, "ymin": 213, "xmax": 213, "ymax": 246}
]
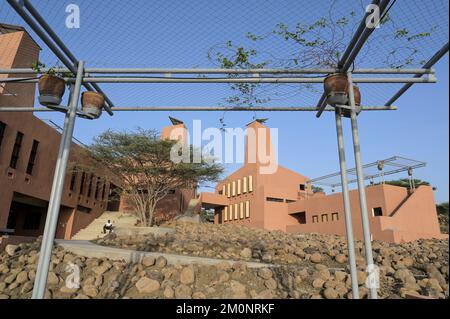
[
  {"xmin": 96, "ymin": 221, "xmax": 449, "ymax": 299},
  {"xmin": 0, "ymin": 221, "xmax": 448, "ymax": 299}
]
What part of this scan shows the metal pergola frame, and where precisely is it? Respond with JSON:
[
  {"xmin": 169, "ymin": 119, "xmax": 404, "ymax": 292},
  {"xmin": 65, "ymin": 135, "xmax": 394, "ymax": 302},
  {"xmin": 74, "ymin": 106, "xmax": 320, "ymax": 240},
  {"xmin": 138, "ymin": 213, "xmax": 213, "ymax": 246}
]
[
  {"xmin": 308, "ymin": 156, "xmax": 427, "ymax": 188},
  {"xmin": 0, "ymin": 0, "xmax": 448, "ymax": 300}
]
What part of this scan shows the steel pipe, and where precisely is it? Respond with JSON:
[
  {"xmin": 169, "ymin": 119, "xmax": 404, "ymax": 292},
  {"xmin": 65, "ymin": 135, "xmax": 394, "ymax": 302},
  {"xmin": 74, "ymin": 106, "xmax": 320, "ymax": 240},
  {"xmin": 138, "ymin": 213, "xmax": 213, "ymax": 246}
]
[
  {"xmin": 1, "ymin": 77, "xmax": 435, "ymax": 84},
  {"xmin": 31, "ymin": 61, "xmax": 84, "ymax": 299},
  {"xmin": 335, "ymin": 110, "xmax": 360, "ymax": 299},
  {"xmin": 0, "ymin": 68, "xmax": 433, "ymax": 75},
  {"xmin": 0, "ymin": 106, "xmax": 397, "ymax": 112},
  {"xmin": 347, "ymin": 71, "xmax": 377, "ymax": 299}
]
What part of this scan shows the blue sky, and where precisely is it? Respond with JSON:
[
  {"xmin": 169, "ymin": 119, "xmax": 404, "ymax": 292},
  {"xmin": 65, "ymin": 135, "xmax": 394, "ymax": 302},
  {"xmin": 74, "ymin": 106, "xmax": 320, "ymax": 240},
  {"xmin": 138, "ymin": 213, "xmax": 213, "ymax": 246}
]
[{"xmin": 1, "ymin": 0, "xmax": 448, "ymax": 202}]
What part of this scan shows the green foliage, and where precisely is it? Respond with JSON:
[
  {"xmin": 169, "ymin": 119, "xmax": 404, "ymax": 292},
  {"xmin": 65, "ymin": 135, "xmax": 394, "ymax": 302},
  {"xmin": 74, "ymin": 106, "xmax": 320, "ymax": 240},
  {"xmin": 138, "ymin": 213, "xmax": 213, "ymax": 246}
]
[
  {"xmin": 31, "ymin": 60, "xmax": 74, "ymax": 78},
  {"xmin": 436, "ymin": 202, "xmax": 449, "ymax": 216},
  {"xmin": 384, "ymin": 178, "xmax": 430, "ymax": 189},
  {"xmin": 82, "ymin": 129, "xmax": 223, "ymax": 226},
  {"xmin": 312, "ymin": 185, "xmax": 324, "ymax": 193}
]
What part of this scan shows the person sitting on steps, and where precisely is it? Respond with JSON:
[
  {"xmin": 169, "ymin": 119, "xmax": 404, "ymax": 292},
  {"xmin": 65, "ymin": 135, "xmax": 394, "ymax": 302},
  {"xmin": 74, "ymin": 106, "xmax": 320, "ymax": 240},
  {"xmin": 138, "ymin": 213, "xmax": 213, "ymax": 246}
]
[{"xmin": 103, "ymin": 220, "xmax": 113, "ymax": 234}]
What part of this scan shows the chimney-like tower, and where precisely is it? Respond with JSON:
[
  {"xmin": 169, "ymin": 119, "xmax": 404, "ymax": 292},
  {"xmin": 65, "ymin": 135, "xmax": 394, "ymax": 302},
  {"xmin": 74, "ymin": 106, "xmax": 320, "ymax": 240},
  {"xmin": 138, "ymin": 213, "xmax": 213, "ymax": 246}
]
[
  {"xmin": 0, "ymin": 23, "xmax": 41, "ymax": 108},
  {"xmin": 245, "ymin": 120, "xmax": 277, "ymax": 171},
  {"xmin": 161, "ymin": 116, "xmax": 188, "ymax": 144}
]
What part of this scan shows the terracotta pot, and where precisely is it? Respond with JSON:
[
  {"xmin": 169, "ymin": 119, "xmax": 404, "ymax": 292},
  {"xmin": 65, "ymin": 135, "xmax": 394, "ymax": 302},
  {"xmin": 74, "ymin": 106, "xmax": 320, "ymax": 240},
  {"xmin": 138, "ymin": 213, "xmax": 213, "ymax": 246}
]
[
  {"xmin": 38, "ymin": 74, "xmax": 66, "ymax": 106},
  {"xmin": 323, "ymin": 73, "xmax": 348, "ymax": 95},
  {"xmin": 81, "ymin": 91, "xmax": 104, "ymax": 118}
]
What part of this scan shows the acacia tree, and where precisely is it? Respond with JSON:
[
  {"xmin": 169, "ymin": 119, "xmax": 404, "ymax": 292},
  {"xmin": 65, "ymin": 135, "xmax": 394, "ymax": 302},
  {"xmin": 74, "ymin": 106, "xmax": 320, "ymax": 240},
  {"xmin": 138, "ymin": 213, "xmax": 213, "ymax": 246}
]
[{"xmin": 83, "ymin": 129, "xmax": 223, "ymax": 226}]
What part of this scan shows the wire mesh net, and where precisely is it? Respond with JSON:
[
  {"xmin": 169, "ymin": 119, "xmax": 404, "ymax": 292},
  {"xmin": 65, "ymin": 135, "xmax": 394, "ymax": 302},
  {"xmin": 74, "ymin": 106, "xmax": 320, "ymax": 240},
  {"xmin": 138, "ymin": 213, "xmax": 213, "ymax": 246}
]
[{"xmin": 0, "ymin": 0, "xmax": 448, "ymax": 107}]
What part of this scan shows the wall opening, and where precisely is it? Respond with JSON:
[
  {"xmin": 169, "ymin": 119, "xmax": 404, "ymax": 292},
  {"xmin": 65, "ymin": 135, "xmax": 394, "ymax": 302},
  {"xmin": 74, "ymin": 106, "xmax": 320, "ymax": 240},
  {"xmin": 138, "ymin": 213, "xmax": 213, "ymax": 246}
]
[
  {"xmin": 292, "ymin": 211, "xmax": 306, "ymax": 224},
  {"xmin": 372, "ymin": 207, "xmax": 383, "ymax": 216}
]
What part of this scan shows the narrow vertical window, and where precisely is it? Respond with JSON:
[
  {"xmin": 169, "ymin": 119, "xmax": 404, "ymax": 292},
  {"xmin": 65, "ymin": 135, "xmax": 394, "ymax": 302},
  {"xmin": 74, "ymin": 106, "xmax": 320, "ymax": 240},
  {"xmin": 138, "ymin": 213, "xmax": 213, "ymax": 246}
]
[
  {"xmin": 248, "ymin": 175, "xmax": 253, "ymax": 192},
  {"xmin": 94, "ymin": 177, "xmax": 100, "ymax": 199},
  {"xmin": 243, "ymin": 176, "xmax": 248, "ymax": 193},
  {"xmin": 70, "ymin": 168, "xmax": 77, "ymax": 191},
  {"xmin": 245, "ymin": 201, "xmax": 250, "ymax": 218},
  {"xmin": 9, "ymin": 131, "xmax": 24, "ymax": 169},
  {"xmin": 224, "ymin": 206, "xmax": 228, "ymax": 222},
  {"xmin": 87, "ymin": 174, "xmax": 94, "ymax": 197},
  {"xmin": 234, "ymin": 203, "xmax": 238, "ymax": 220},
  {"xmin": 79, "ymin": 172, "xmax": 86, "ymax": 195},
  {"xmin": 222, "ymin": 184, "xmax": 226, "ymax": 196},
  {"xmin": 101, "ymin": 182, "xmax": 106, "ymax": 200},
  {"xmin": 26, "ymin": 140, "xmax": 39, "ymax": 175},
  {"xmin": 239, "ymin": 202, "xmax": 244, "ymax": 219},
  {"xmin": 0, "ymin": 121, "xmax": 6, "ymax": 152},
  {"xmin": 232, "ymin": 181, "xmax": 236, "ymax": 197},
  {"xmin": 227, "ymin": 183, "xmax": 231, "ymax": 198},
  {"xmin": 228, "ymin": 205, "xmax": 233, "ymax": 221}
]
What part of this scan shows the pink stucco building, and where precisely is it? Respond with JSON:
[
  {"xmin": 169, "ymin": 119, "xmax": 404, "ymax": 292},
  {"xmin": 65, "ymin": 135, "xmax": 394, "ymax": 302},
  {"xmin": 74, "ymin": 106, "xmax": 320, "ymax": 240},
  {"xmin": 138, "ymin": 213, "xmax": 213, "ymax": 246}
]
[{"xmin": 199, "ymin": 120, "xmax": 447, "ymax": 243}]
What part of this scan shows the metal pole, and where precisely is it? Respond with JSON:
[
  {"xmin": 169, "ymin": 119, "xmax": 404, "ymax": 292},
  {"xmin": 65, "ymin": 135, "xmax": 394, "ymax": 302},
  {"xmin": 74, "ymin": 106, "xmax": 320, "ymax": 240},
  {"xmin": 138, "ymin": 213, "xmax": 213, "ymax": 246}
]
[
  {"xmin": 1, "ymin": 76, "xmax": 433, "ymax": 84},
  {"xmin": 31, "ymin": 61, "xmax": 84, "ymax": 299},
  {"xmin": 347, "ymin": 71, "xmax": 377, "ymax": 299},
  {"xmin": 0, "ymin": 106, "xmax": 398, "ymax": 112},
  {"xmin": 335, "ymin": 110, "xmax": 360, "ymax": 299},
  {"xmin": 0, "ymin": 67, "xmax": 432, "ymax": 75}
]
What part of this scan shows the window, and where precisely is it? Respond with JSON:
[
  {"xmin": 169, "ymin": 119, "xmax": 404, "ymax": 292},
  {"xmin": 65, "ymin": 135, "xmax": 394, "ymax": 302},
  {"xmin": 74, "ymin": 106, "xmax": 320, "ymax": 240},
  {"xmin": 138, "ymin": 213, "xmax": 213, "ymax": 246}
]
[
  {"xmin": 248, "ymin": 175, "xmax": 253, "ymax": 192},
  {"xmin": 245, "ymin": 201, "xmax": 250, "ymax": 218},
  {"xmin": 218, "ymin": 190, "xmax": 223, "ymax": 195},
  {"xmin": 292, "ymin": 211, "xmax": 306, "ymax": 224},
  {"xmin": 373, "ymin": 207, "xmax": 383, "ymax": 216},
  {"xmin": 231, "ymin": 181, "xmax": 236, "ymax": 197},
  {"xmin": 77, "ymin": 205, "xmax": 91, "ymax": 214},
  {"xmin": 286, "ymin": 199, "xmax": 296, "ymax": 203},
  {"xmin": 234, "ymin": 203, "xmax": 238, "ymax": 220},
  {"xmin": 239, "ymin": 202, "xmax": 244, "ymax": 219},
  {"xmin": 0, "ymin": 121, "xmax": 6, "ymax": 151},
  {"xmin": 228, "ymin": 205, "xmax": 233, "ymax": 220},
  {"xmin": 224, "ymin": 206, "xmax": 228, "ymax": 221},
  {"xmin": 266, "ymin": 197, "xmax": 284, "ymax": 202},
  {"xmin": 87, "ymin": 174, "xmax": 94, "ymax": 197},
  {"xmin": 9, "ymin": 131, "xmax": 24, "ymax": 169},
  {"xmin": 69, "ymin": 169, "xmax": 77, "ymax": 191},
  {"xmin": 237, "ymin": 179, "xmax": 241, "ymax": 195},
  {"xmin": 321, "ymin": 214, "xmax": 329, "ymax": 222},
  {"xmin": 312, "ymin": 215, "xmax": 319, "ymax": 223},
  {"xmin": 243, "ymin": 176, "xmax": 248, "ymax": 193},
  {"xmin": 23, "ymin": 212, "xmax": 41, "ymax": 230},
  {"xmin": 222, "ymin": 185, "xmax": 226, "ymax": 195},
  {"xmin": 101, "ymin": 182, "xmax": 106, "ymax": 200},
  {"xmin": 227, "ymin": 183, "xmax": 231, "ymax": 198},
  {"xmin": 94, "ymin": 178, "xmax": 101, "ymax": 199},
  {"xmin": 299, "ymin": 184, "xmax": 306, "ymax": 191},
  {"xmin": 26, "ymin": 140, "xmax": 39, "ymax": 175},
  {"xmin": 332, "ymin": 212, "xmax": 339, "ymax": 221},
  {"xmin": 79, "ymin": 172, "xmax": 86, "ymax": 194}
]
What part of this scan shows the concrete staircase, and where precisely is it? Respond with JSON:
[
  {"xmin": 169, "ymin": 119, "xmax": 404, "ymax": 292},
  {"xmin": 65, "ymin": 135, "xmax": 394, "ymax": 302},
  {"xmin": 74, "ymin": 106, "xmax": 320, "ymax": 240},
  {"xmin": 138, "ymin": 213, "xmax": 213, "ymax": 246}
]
[{"xmin": 71, "ymin": 211, "xmax": 138, "ymax": 240}]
